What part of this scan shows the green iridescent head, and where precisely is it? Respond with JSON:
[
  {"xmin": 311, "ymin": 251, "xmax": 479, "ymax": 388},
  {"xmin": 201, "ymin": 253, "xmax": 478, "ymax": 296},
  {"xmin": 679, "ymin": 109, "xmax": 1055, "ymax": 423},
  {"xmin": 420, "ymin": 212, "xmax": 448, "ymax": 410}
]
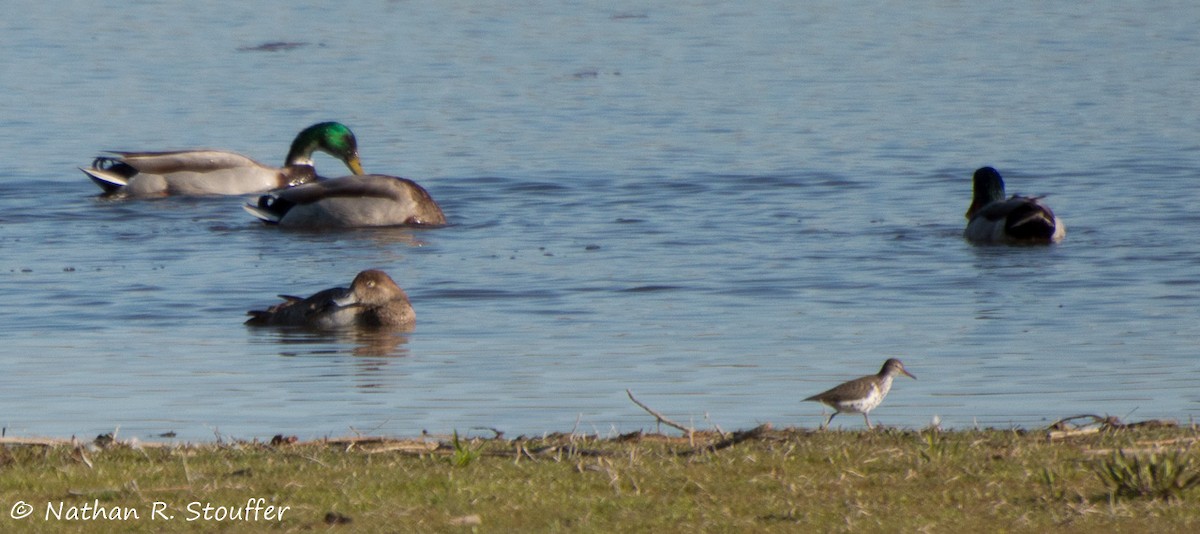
[{"xmin": 285, "ymin": 122, "xmax": 364, "ymax": 175}]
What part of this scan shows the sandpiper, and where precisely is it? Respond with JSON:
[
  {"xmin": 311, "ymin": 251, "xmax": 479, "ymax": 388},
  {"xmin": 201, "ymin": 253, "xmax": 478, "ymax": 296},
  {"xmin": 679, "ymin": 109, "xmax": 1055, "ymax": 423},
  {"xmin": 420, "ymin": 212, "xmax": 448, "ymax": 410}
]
[{"xmin": 804, "ymin": 358, "xmax": 916, "ymax": 430}]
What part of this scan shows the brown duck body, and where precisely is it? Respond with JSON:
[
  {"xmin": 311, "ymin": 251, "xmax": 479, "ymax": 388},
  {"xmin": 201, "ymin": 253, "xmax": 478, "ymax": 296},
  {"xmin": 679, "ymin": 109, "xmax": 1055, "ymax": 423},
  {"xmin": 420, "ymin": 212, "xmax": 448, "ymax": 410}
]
[
  {"xmin": 244, "ymin": 174, "xmax": 446, "ymax": 228},
  {"xmin": 246, "ymin": 270, "xmax": 414, "ymax": 330}
]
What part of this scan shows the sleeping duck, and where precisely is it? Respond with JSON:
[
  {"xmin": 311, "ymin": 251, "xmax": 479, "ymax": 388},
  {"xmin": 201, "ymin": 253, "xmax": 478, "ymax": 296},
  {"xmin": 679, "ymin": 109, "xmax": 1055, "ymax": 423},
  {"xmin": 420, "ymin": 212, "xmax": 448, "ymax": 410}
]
[
  {"xmin": 245, "ymin": 269, "xmax": 414, "ymax": 330},
  {"xmin": 244, "ymin": 174, "xmax": 445, "ymax": 228},
  {"xmin": 965, "ymin": 166, "xmax": 1065, "ymax": 244},
  {"xmin": 81, "ymin": 122, "xmax": 364, "ymax": 198}
]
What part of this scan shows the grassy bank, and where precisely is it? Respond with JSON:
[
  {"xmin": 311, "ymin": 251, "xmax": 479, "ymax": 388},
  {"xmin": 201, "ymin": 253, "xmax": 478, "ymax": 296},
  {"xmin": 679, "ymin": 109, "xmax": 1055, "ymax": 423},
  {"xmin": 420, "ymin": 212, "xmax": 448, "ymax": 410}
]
[{"xmin": 0, "ymin": 424, "xmax": 1198, "ymax": 532}]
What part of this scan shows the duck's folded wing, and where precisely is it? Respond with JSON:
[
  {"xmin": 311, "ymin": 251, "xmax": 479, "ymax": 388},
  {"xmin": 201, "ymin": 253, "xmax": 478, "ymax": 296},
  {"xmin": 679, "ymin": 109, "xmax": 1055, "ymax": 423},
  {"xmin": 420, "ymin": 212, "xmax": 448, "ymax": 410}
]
[
  {"xmin": 106, "ymin": 150, "xmax": 264, "ymax": 174},
  {"xmin": 274, "ymin": 175, "xmax": 416, "ymax": 204},
  {"xmin": 246, "ymin": 287, "xmax": 350, "ymax": 326},
  {"xmin": 973, "ymin": 197, "xmax": 1029, "ymax": 221}
]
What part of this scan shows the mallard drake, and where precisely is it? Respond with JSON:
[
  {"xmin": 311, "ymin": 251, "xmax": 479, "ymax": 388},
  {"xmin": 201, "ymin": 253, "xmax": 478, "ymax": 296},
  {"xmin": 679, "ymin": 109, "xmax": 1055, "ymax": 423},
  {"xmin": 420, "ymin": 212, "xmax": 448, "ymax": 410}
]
[
  {"xmin": 245, "ymin": 269, "xmax": 414, "ymax": 330},
  {"xmin": 243, "ymin": 174, "xmax": 446, "ymax": 228},
  {"xmin": 964, "ymin": 166, "xmax": 1065, "ymax": 244},
  {"xmin": 81, "ymin": 122, "xmax": 364, "ymax": 198},
  {"xmin": 804, "ymin": 358, "xmax": 916, "ymax": 430}
]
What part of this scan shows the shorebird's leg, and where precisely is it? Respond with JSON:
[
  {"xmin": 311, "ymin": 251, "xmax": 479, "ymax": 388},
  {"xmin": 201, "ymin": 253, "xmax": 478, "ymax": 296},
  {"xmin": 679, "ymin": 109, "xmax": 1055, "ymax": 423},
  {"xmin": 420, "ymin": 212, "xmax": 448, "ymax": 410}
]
[
  {"xmin": 863, "ymin": 413, "xmax": 873, "ymax": 430},
  {"xmin": 821, "ymin": 412, "xmax": 836, "ymax": 430}
]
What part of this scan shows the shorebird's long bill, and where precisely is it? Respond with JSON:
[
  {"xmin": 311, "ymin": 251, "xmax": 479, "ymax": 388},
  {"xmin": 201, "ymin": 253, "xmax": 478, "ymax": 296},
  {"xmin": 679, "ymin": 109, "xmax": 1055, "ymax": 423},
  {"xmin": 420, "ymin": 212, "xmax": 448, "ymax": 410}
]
[{"xmin": 902, "ymin": 368, "xmax": 916, "ymax": 380}]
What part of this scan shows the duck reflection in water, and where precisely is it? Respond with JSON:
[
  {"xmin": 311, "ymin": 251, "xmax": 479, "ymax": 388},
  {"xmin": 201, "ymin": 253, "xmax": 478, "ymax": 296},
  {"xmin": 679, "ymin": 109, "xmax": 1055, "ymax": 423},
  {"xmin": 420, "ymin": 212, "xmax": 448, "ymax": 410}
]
[{"xmin": 258, "ymin": 328, "xmax": 410, "ymax": 359}]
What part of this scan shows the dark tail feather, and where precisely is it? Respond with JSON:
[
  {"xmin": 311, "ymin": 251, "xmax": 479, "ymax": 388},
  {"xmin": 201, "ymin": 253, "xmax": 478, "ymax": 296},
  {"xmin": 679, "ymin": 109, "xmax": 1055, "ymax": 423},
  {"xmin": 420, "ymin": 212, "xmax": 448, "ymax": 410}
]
[
  {"xmin": 81, "ymin": 158, "xmax": 138, "ymax": 193},
  {"xmin": 1005, "ymin": 203, "xmax": 1057, "ymax": 241},
  {"xmin": 243, "ymin": 195, "xmax": 294, "ymax": 225},
  {"xmin": 245, "ymin": 310, "xmax": 272, "ymax": 325}
]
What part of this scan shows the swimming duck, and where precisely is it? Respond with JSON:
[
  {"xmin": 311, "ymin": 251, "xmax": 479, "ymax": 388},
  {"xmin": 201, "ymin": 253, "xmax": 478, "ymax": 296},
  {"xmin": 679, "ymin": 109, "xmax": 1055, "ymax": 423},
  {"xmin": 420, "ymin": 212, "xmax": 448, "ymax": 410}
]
[
  {"xmin": 243, "ymin": 174, "xmax": 446, "ymax": 228},
  {"xmin": 81, "ymin": 122, "xmax": 365, "ymax": 198},
  {"xmin": 245, "ymin": 269, "xmax": 414, "ymax": 330},
  {"xmin": 964, "ymin": 166, "xmax": 1065, "ymax": 244}
]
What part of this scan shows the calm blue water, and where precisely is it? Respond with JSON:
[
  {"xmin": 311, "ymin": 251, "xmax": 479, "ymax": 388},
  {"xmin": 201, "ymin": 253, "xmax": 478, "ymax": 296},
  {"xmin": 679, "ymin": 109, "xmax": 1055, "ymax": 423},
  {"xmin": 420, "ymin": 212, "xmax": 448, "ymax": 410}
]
[{"xmin": 1, "ymin": 2, "xmax": 1198, "ymax": 441}]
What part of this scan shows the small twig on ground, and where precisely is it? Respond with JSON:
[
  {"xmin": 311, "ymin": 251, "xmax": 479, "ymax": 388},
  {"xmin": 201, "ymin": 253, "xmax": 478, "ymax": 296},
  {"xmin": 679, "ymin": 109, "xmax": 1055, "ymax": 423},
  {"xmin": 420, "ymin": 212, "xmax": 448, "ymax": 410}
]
[
  {"xmin": 1047, "ymin": 414, "xmax": 1178, "ymax": 441},
  {"xmin": 626, "ymin": 389, "xmax": 694, "ymax": 437},
  {"xmin": 522, "ymin": 444, "xmax": 611, "ymax": 458},
  {"xmin": 704, "ymin": 412, "xmax": 728, "ymax": 439},
  {"xmin": 1047, "ymin": 414, "xmax": 1115, "ymax": 440},
  {"xmin": 72, "ymin": 446, "xmax": 94, "ymax": 469},
  {"xmin": 679, "ymin": 423, "xmax": 773, "ymax": 456},
  {"xmin": 1048, "ymin": 414, "xmax": 1115, "ymax": 430},
  {"xmin": 181, "ymin": 454, "xmax": 194, "ymax": 485}
]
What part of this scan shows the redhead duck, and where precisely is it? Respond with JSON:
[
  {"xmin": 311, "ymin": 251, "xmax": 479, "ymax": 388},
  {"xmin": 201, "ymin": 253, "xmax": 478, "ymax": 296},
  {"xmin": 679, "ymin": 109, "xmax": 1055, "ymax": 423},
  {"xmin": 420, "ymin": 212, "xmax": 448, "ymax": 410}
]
[{"xmin": 246, "ymin": 270, "xmax": 414, "ymax": 330}]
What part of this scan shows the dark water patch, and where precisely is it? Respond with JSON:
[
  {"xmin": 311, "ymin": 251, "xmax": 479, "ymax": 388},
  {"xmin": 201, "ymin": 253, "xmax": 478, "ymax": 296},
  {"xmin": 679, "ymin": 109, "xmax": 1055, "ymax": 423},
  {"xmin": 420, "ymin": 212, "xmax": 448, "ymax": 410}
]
[
  {"xmin": 1161, "ymin": 279, "xmax": 1200, "ymax": 287},
  {"xmin": 121, "ymin": 284, "xmax": 165, "ymax": 293},
  {"xmin": 616, "ymin": 180, "xmax": 710, "ymax": 197},
  {"xmin": 237, "ymin": 41, "xmax": 311, "ymax": 53},
  {"xmin": 1107, "ymin": 156, "xmax": 1200, "ymax": 177},
  {"xmin": 570, "ymin": 69, "xmax": 621, "ymax": 79},
  {"xmin": 712, "ymin": 285, "xmax": 800, "ymax": 298},
  {"xmin": 524, "ymin": 307, "xmax": 594, "ymax": 316},
  {"xmin": 693, "ymin": 171, "xmax": 868, "ymax": 194},
  {"xmin": 619, "ymin": 285, "xmax": 688, "ymax": 293},
  {"xmin": 504, "ymin": 180, "xmax": 573, "ymax": 195},
  {"xmin": 450, "ymin": 176, "xmax": 515, "ymax": 187}
]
